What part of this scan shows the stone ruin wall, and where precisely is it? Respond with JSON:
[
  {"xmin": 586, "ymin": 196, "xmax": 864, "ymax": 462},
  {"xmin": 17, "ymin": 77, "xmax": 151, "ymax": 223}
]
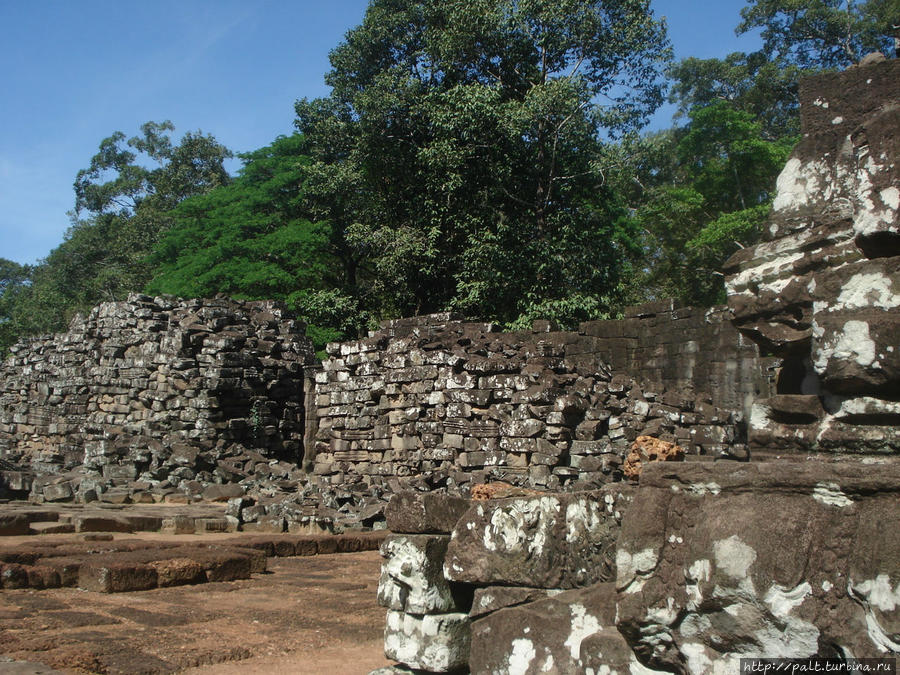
[
  {"xmin": 726, "ymin": 54, "xmax": 900, "ymax": 456},
  {"xmin": 373, "ymin": 56, "xmax": 900, "ymax": 674},
  {"xmin": 0, "ymin": 294, "xmax": 315, "ymax": 502},
  {"xmin": 308, "ymin": 302, "xmax": 766, "ymax": 497}
]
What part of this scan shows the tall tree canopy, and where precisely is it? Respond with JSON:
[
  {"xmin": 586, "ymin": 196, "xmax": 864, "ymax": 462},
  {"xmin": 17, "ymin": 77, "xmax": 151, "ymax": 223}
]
[
  {"xmin": 147, "ymin": 134, "xmax": 361, "ymax": 348},
  {"xmin": 4, "ymin": 123, "xmax": 231, "ymax": 344},
  {"xmin": 738, "ymin": 0, "xmax": 899, "ymax": 68},
  {"xmin": 295, "ymin": 0, "xmax": 671, "ymax": 326}
]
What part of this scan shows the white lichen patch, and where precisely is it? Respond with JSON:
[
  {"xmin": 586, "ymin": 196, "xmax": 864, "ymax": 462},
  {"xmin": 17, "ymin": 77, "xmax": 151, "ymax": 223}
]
[
  {"xmin": 686, "ymin": 482, "xmax": 721, "ymax": 497},
  {"xmin": 765, "ymin": 581, "xmax": 812, "ymax": 617},
  {"xmin": 851, "ymin": 574, "xmax": 900, "ymax": 612},
  {"xmin": 836, "ymin": 272, "xmax": 900, "ymax": 310},
  {"xmin": 881, "ymin": 186, "xmax": 900, "ymax": 210},
  {"xmin": 713, "ymin": 536, "xmax": 757, "ymax": 579},
  {"xmin": 617, "ymin": 547, "xmax": 660, "ymax": 594},
  {"xmin": 565, "ymin": 603, "xmax": 602, "ymax": 659},
  {"xmin": 773, "ymin": 158, "xmax": 830, "ymax": 213},
  {"xmin": 812, "ymin": 482, "xmax": 854, "ymax": 508},
  {"xmin": 507, "ymin": 638, "xmax": 537, "ymax": 675},
  {"xmin": 565, "ymin": 499, "xmax": 603, "ymax": 543},
  {"xmin": 483, "ymin": 497, "xmax": 560, "ymax": 556},
  {"xmin": 848, "ymin": 576, "xmax": 900, "ymax": 652},
  {"xmin": 814, "ymin": 320, "xmax": 878, "ymax": 372}
]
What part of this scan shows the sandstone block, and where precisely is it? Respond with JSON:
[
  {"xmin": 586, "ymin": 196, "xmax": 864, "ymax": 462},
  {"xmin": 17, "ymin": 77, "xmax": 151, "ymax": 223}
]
[
  {"xmin": 385, "ymin": 492, "xmax": 470, "ymax": 534},
  {"xmin": 469, "ymin": 584, "xmax": 628, "ymax": 675},
  {"xmin": 616, "ymin": 460, "xmax": 900, "ymax": 670},
  {"xmin": 378, "ymin": 534, "xmax": 459, "ymax": 614},
  {"xmin": 444, "ymin": 487, "xmax": 633, "ymax": 589},
  {"xmin": 384, "ymin": 610, "xmax": 470, "ymax": 672}
]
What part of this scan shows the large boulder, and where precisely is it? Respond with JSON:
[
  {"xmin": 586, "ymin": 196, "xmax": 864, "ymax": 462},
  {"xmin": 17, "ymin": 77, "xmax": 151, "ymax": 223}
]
[{"xmin": 616, "ymin": 460, "xmax": 900, "ymax": 670}]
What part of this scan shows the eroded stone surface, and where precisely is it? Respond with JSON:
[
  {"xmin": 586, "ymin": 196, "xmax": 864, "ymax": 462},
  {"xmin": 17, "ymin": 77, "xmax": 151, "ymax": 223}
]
[
  {"xmin": 384, "ymin": 492, "xmax": 471, "ymax": 534},
  {"xmin": 444, "ymin": 486, "xmax": 633, "ymax": 589},
  {"xmin": 469, "ymin": 584, "xmax": 620, "ymax": 675},
  {"xmin": 616, "ymin": 460, "xmax": 900, "ymax": 670},
  {"xmin": 623, "ymin": 436, "xmax": 685, "ymax": 480},
  {"xmin": 383, "ymin": 610, "xmax": 471, "ymax": 672},
  {"xmin": 725, "ymin": 58, "xmax": 900, "ymax": 456},
  {"xmin": 378, "ymin": 534, "xmax": 461, "ymax": 614}
]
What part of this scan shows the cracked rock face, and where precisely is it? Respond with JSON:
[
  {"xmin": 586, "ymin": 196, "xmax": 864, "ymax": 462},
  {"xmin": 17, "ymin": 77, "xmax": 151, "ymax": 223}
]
[
  {"xmin": 724, "ymin": 58, "xmax": 900, "ymax": 455},
  {"xmin": 615, "ymin": 461, "xmax": 900, "ymax": 670}
]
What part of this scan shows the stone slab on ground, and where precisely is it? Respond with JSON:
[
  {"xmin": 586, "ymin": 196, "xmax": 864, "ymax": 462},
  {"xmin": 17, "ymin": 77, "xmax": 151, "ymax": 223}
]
[{"xmin": 0, "ymin": 551, "xmax": 390, "ymax": 674}]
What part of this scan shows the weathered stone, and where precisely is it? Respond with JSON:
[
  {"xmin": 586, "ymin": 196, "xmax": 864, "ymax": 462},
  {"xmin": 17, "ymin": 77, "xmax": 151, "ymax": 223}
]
[
  {"xmin": 725, "ymin": 58, "xmax": 900, "ymax": 456},
  {"xmin": 78, "ymin": 560, "xmax": 158, "ymax": 593},
  {"xmin": 469, "ymin": 586, "xmax": 560, "ymax": 619},
  {"xmin": 444, "ymin": 486, "xmax": 633, "ymax": 589},
  {"xmin": 470, "ymin": 583, "xmax": 638, "ymax": 675},
  {"xmin": 378, "ymin": 534, "xmax": 461, "ymax": 614},
  {"xmin": 384, "ymin": 492, "xmax": 471, "ymax": 534},
  {"xmin": 616, "ymin": 460, "xmax": 900, "ymax": 670},
  {"xmin": 0, "ymin": 513, "xmax": 30, "ymax": 536},
  {"xmin": 384, "ymin": 610, "xmax": 471, "ymax": 672}
]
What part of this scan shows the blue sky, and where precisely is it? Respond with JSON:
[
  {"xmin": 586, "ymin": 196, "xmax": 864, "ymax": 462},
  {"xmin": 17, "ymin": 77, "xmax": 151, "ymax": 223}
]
[{"xmin": 0, "ymin": 1, "xmax": 761, "ymax": 266}]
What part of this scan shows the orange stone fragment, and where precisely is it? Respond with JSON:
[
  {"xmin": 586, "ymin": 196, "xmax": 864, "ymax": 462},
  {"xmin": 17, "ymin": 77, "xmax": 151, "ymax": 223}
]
[
  {"xmin": 470, "ymin": 481, "xmax": 543, "ymax": 501},
  {"xmin": 624, "ymin": 436, "xmax": 685, "ymax": 480}
]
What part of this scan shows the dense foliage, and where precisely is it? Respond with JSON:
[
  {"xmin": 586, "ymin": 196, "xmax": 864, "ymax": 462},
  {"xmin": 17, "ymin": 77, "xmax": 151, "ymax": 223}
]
[
  {"xmin": 295, "ymin": 0, "xmax": 671, "ymax": 327},
  {"xmin": 2, "ymin": 0, "xmax": 895, "ymax": 356},
  {"xmin": 0, "ymin": 122, "xmax": 231, "ymax": 354}
]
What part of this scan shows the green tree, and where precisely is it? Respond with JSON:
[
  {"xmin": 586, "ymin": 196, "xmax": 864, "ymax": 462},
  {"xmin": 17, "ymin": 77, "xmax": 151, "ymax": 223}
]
[
  {"xmin": 738, "ymin": 0, "xmax": 899, "ymax": 69},
  {"xmin": 627, "ymin": 101, "xmax": 796, "ymax": 306},
  {"xmin": 0, "ymin": 259, "xmax": 32, "ymax": 357},
  {"xmin": 3, "ymin": 123, "xmax": 231, "ymax": 345},
  {"xmin": 667, "ymin": 51, "xmax": 802, "ymax": 139},
  {"xmin": 147, "ymin": 134, "xmax": 363, "ymax": 347},
  {"xmin": 296, "ymin": 0, "xmax": 671, "ymax": 327}
]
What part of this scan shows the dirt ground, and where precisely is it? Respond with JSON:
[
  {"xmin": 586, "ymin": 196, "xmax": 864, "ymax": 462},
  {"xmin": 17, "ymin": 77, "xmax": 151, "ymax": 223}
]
[{"xmin": 0, "ymin": 548, "xmax": 392, "ymax": 674}]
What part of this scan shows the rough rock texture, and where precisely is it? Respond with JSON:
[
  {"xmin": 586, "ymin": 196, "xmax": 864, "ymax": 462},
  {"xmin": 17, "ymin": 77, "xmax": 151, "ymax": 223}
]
[
  {"xmin": 725, "ymin": 57, "xmax": 900, "ymax": 455},
  {"xmin": 469, "ymin": 583, "xmax": 646, "ymax": 675},
  {"xmin": 616, "ymin": 460, "xmax": 900, "ymax": 669},
  {"xmin": 444, "ymin": 487, "xmax": 633, "ymax": 589},
  {"xmin": 623, "ymin": 435, "xmax": 685, "ymax": 480},
  {"xmin": 378, "ymin": 534, "xmax": 461, "ymax": 615},
  {"xmin": 384, "ymin": 492, "xmax": 471, "ymax": 534},
  {"xmin": 0, "ymin": 294, "xmax": 315, "ymax": 503},
  {"xmin": 383, "ymin": 611, "xmax": 471, "ymax": 672}
]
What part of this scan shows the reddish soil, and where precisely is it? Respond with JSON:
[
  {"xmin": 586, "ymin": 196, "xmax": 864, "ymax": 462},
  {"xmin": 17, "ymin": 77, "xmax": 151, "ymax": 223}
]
[{"xmin": 0, "ymin": 549, "xmax": 391, "ymax": 674}]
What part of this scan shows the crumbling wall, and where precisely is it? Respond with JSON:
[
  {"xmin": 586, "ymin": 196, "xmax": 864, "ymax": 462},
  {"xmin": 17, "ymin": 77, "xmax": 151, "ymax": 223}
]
[
  {"xmin": 0, "ymin": 294, "xmax": 315, "ymax": 502},
  {"xmin": 309, "ymin": 308, "xmax": 756, "ymax": 497}
]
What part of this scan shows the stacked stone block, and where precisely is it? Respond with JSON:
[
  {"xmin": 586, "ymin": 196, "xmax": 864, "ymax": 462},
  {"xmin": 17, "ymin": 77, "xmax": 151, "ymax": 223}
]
[
  {"xmin": 0, "ymin": 294, "xmax": 315, "ymax": 503},
  {"xmin": 311, "ymin": 313, "xmax": 748, "ymax": 496},
  {"xmin": 377, "ymin": 493, "xmax": 473, "ymax": 672},
  {"xmin": 724, "ymin": 56, "xmax": 900, "ymax": 456}
]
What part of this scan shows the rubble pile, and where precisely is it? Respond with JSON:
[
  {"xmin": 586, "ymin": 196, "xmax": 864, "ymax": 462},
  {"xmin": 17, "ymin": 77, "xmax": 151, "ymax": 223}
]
[{"xmin": 0, "ymin": 294, "xmax": 315, "ymax": 505}]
